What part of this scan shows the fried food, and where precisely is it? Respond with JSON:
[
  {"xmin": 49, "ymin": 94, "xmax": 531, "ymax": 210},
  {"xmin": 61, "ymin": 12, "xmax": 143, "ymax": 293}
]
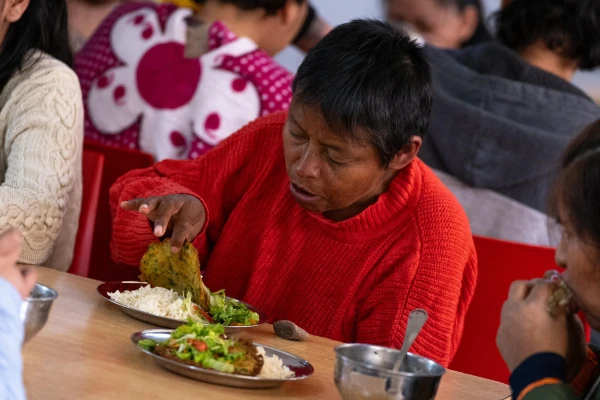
[
  {"xmin": 547, "ymin": 280, "xmax": 574, "ymax": 316},
  {"xmin": 139, "ymin": 240, "xmax": 211, "ymax": 311}
]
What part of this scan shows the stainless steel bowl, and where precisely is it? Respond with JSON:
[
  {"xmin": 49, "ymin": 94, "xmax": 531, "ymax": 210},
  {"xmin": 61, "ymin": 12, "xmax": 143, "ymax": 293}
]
[
  {"xmin": 20, "ymin": 283, "xmax": 58, "ymax": 344},
  {"xmin": 334, "ymin": 343, "xmax": 446, "ymax": 400}
]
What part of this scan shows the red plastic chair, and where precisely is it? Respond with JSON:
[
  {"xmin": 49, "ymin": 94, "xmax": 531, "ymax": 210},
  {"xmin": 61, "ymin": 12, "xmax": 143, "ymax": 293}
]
[
  {"xmin": 69, "ymin": 149, "xmax": 104, "ymax": 277},
  {"xmin": 83, "ymin": 141, "xmax": 155, "ymax": 282},
  {"xmin": 449, "ymin": 235, "xmax": 589, "ymax": 383}
]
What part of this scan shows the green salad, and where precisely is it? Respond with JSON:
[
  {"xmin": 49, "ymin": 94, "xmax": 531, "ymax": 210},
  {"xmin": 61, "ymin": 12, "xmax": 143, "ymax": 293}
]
[
  {"xmin": 138, "ymin": 323, "xmax": 263, "ymax": 375},
  {"xmin": 180, "ymin": 290, "xmax": 260, "ymax": 326}
]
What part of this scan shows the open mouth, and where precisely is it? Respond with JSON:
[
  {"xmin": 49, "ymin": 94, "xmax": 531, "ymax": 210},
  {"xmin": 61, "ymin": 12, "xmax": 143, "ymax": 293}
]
[{"xmin": 289, "ymin": 183, "xmax": 319, "ymax": 204}]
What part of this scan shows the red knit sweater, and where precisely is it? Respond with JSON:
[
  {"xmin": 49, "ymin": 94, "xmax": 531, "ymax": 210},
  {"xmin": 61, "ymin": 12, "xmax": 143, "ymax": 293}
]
[{"xmin": 110, "ymin": 112, "xmax": 477, "ymax": 366}]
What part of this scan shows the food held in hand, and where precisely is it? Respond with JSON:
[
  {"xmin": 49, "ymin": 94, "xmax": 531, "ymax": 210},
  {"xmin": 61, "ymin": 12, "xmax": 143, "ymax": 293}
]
[
  {"xmin": 140, "ymin": 240, "xmax": 212, "ymax": 311},
  {"xmin": 547, "ymin": 278, "xmax": 574, "ymax": 316},
  {"xmin": 137, "ymin": 323, "xmax": 295, "ymax": 379}
]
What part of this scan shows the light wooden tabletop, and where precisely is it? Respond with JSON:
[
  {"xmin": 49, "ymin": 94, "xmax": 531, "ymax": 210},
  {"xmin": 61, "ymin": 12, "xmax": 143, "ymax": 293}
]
[{"xmin": 22, "ymin": 267, "xmax": 511, "ymax": 400}]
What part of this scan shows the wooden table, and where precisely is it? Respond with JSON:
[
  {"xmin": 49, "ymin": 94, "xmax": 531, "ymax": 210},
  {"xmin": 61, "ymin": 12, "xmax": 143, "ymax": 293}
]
[{"xmin": 23, "ymin": 267, "xmax": 511, "ymax": 399}]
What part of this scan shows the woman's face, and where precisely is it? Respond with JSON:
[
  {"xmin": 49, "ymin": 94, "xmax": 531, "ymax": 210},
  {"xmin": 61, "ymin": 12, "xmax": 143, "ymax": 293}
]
[
  {"xmin": 387, "ymin": 0, "xmax": 478, "ymax": 49},
  {"xmin": 555, "ymin": 209, "xmax": 600, "ymax": 331},
  {"xmin": 283, "ymin": 103, "xmax": 411, "ymax": 222},
  {"xmin": 261, "ymin": 0, "xmax": 308, "ymax": 56}
]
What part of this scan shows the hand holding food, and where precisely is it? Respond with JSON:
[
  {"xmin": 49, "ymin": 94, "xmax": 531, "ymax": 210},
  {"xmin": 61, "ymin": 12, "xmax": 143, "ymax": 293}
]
[
  {"xmin": 496, "ymin": 280, "xmax": 569, "ymax": 372},
  {"xmin": 121, "ymin": 194, "xmax": 206, "ymax": 253},
  {"xmin": 0, "ymin": 229, "xmax": 37, "ymax": 299}
]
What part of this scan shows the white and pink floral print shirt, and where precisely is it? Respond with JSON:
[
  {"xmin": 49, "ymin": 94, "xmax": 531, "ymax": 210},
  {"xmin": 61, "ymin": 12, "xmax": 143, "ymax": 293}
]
[{"xmin": 76, "ymin": 2, "xmax": 293, "ymax": 160}]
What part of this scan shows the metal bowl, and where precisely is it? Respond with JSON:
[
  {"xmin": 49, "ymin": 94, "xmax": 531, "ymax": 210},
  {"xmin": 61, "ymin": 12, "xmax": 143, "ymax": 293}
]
[
  {"xmin": 334, "ymin": 343, "xmax": 446, "ymax": 400},
  {"xmin": 20, "ymin": 283, "xmax": 58, "ymax": 344}
]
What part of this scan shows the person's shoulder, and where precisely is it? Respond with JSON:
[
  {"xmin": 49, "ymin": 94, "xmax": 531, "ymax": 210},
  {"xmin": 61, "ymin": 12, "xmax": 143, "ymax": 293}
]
[
  {"xmin": 210, "ymin": 111, "xmax": 288, "ymax": 156},
  {"xmin": 12, "ymin": 51, "xmax": 80, "ymax": 96},
  {"xmin": 415, "ymin": 159, "xmax": 472, "ymax": 243}
]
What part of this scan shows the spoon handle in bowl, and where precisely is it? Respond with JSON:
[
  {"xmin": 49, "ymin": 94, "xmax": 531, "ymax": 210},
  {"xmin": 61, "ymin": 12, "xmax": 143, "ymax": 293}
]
[{"xmin": 393, "ymin": 309, "xmax": 428, "ymax": 372}]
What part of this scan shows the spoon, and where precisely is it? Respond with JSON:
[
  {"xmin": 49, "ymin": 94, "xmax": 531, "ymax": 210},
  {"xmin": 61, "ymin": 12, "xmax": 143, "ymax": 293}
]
[{"xmin": 393, "ymin": 309, "xmax": 428, "ymax": 372}]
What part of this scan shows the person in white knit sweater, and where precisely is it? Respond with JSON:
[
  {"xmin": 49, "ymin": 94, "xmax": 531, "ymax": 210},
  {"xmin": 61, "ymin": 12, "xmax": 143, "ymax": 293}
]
[{"xmin": 0, "ymin": 0, "xmax": 83, "ymax": 272}]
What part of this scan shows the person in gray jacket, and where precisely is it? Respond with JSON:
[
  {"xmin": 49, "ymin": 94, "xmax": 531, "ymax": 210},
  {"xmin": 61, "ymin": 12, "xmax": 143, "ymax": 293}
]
[{"xmin": 420, "ymin": 0, "xmax": 600, "ymax": 224}]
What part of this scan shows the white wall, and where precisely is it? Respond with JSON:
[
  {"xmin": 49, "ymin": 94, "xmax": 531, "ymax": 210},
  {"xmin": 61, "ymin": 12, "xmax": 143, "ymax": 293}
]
[{"xmin": 277, "ymin": 0, "xmax": 600, "ymax": 100}]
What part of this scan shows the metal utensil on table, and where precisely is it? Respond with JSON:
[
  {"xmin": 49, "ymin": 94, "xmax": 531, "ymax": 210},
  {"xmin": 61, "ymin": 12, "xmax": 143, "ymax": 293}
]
[
  {"xmin": 393, "ymin": 309, "xmax": 428, "ymax": 372},
  {"xmin": 334, "ymin": 343, "xmax": 446, "ymax": 400},
  {"xmin": 20, "ymin": 283, "xmax": 58, "ymax": 344}
]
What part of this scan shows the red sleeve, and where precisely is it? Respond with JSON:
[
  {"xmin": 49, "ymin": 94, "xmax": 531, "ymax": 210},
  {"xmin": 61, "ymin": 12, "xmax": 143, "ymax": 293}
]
[
  {"xmin": 354, "ymin": 173, "xmax": 478, "ymax": 367},
  {"xmin": 109, "ymin": 112, "xmax": 287, "ymax": 267}
]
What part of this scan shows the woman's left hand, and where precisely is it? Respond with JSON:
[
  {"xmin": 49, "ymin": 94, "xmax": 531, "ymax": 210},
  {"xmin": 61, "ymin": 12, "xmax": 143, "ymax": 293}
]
[{"xmin": 496, "ymin": 280, "xmax": 569, "ymax": 372}]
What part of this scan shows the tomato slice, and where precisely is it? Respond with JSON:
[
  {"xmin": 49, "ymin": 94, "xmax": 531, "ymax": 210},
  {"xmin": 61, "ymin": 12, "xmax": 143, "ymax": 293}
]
[
  {"xmin": 193, "ymin": 305, "xmax": 214, "ymax": 323},
  {"xmin": 190, "ymin": 340, "xmax": 208, "ymax": 352}
]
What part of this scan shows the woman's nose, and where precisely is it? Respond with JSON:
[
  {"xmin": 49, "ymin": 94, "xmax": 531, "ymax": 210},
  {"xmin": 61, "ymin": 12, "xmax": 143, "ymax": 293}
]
[
  {"xmin": 555, "ymin": 237, "xmax": 567, "ymax": 269},
  {"xmin": 296, "ymin": 149, "xmax": 320, "ymax": 179}
]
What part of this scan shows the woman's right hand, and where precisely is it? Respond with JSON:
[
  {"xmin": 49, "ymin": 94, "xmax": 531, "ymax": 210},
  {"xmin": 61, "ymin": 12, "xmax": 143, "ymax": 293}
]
[{"xmin": 121, "ymin": 194, "xmax": 206, "ymax": 253}]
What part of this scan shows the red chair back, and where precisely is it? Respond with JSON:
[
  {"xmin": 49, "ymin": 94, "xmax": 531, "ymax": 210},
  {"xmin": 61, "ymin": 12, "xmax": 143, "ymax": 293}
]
[
  {"xmin": 83, "ymin": 141, "xmax": 154, "ymax": 282},
  {"xmin": 449, "ymin": 236, "xmax": 585, "ymax": 383},
  {"xmin": 70, "ymin": 149, "xmax": 104, "ymax": 277}
]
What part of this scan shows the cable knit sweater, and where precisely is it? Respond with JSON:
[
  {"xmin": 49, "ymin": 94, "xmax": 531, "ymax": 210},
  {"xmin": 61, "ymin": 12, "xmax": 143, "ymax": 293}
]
[
  {"xmin": 0, "ymin": 51, "xmax": 83, "ymax": 271},
  {"xmin": 110, "ymin": 112, "xmax": 477, "ymax": 366}
]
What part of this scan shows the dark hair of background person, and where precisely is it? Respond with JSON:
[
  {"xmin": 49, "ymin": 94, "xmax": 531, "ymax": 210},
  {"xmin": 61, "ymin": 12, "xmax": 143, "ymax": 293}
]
[
  {"xmin": 445, "ymin": 0, "xmax": 493, "ymax": 48},
  {"xmin": 293, "ymin": 19, "xmax": 433, "ymax": 166},
  {"xmin": 549, "ymin": 119, "xmax": 600, "ymax": 247},
  {"xmin": 0, "ymin": 0, "xmax": 73, "ymax": 93},
  {"xmin": 192, "ymin": 0, "xmax": 306, "ymax": 15},
  {"xmin": 496, "ymin": 0, "xmax": 600, "ymax": 70}
]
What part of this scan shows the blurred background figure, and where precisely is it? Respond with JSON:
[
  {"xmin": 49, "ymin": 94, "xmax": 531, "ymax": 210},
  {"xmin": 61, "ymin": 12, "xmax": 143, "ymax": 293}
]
[
  {"xmin": 385, "ymin": 0, "xmax": 492, "ymax": 48},
  {"xmin": 419, "ymin": 0, "xmax": 600, "ymax": 246},
  {"xmin": 68, "ymin": 0, "xmax": 121, "ymax": 52},
  {"xmin": 76, "ymin": 0, "xmax": 310, "ymax": 161}
]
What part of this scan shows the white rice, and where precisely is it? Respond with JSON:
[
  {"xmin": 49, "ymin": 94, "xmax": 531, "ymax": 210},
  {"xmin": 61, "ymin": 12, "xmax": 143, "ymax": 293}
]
[
  {"xmin": 257, "ymin": 346, "xmax": 295, "ymax": 379},
  {"xmin": 108, "ymin": 285, "xmax": 193, "ymax": 320}
]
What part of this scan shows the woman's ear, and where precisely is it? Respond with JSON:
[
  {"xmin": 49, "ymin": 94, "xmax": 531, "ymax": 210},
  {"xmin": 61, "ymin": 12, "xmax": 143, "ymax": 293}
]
[
  {"xmin": 388, "ymin": 136, "xmax": 423, "ymax": 172},
  {"xmin": 4, "ymin": 0, "xmax": 30, "ymax": 23},
  {"xmin": 278, "ymin": 0, "xmax": 306, "ymax": 27},
  {"xmin": 456, "ymin": 5, "xmax": 479, "ymax": 45}
]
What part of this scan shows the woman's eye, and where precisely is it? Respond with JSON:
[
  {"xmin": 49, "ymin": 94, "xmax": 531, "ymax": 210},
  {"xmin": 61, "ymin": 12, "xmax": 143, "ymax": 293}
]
[
  {"xmin": 289, "ymin": 131, "xmax": 305, "ymax": 141},
  {"xmin": 327, "ymin": 155, "xmax": 346, "ymax": 166}
]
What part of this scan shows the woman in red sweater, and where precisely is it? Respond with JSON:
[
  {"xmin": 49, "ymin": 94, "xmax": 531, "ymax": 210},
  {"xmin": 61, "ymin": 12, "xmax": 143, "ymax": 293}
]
[{"xmin": 110, "ymin": 19, "xmax": 477, "ymax": 367}]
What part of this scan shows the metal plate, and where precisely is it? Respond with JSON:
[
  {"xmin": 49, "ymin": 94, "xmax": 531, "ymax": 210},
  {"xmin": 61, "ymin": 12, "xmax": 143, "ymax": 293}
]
[
  {"xmin": 131, "ymin": 329, "xmax": 314, "ymax": 389},
  {"xmin": 97, "ymin": 282, "xmax": 267, "ymax": 331}
]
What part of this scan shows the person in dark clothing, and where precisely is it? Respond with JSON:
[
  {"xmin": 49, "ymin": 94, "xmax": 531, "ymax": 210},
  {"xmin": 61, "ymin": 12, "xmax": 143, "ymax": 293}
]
[
  {"xmin": 419, "ymin": 0, "xmax": 600, "ymax": 235},
  {"xmin": 497, "ymin": 120, "xmax": 600, "ymax": 400},
  {"xmin": 386, "ymin": 0, "xmax": 492, "ymax": 49}
]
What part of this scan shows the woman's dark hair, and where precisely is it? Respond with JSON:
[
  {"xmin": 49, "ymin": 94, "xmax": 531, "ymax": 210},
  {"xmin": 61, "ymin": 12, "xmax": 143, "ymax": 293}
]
[
  {"xmin": 0, "ymin": 0, "xmax": 72, "ymax": 93},
  {"xmin": 193, "ymin": 0, "xmax": 305, "ymax": 15},
  {"xmin": 496, "ymin": 0, "xmax": 600, "ymax": 70},
  {"xmin": 440, "ymin": 0, "xmax": 492, "ymax": 48},
  {"xmin": 293, "ymin": 19, "xmax": 432, "ymax": 166},
  {"xmin": 550, "ymin": 120, "xmax": 600, "ymax": 245}
]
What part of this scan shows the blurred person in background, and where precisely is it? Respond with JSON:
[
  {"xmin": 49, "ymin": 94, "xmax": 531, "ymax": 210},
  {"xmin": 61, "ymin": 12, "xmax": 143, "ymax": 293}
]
[
  {"xmin": 75, "ymin": 0, "xmax": 331, "ymax": 161},
  {"xmin": 0, "ymin": 0, "xmax": 83, "ymax": 270},
  {"xmin": 386, "ymin": 0, "xmax": 492, "ymax": 48},
  {"xmin": 418, "ymin": 0, "xmax": 600, "ymax": 246},
  {"xmin": 0, "ymin": 230, "xmax": 38, "ymax": 400}
]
